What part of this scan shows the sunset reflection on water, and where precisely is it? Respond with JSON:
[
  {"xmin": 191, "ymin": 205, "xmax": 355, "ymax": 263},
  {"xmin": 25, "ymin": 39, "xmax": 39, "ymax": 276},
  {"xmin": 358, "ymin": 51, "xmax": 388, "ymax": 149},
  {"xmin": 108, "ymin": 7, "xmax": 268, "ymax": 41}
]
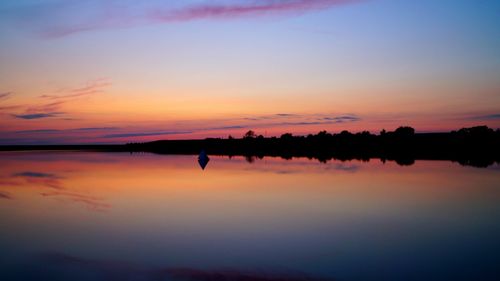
[{"xmin": 1, "ymin": 152, "xmax": 499, "ymax": 281}]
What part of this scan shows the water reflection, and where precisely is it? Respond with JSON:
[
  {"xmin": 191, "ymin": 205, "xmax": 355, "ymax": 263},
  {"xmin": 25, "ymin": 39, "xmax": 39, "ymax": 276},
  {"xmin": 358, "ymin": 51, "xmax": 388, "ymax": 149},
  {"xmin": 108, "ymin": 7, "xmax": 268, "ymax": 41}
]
[
  {"xmin": 0, "ymin": 154, "xmax": 110, "ymax": 211},
  {"xmin": 198, "ymin": 150, "xmax": 210, "ymax": 170},
  {"xmin": 13, "ymin": 171, "xmax": 64, "ymax": 189},
  {"xmin": 233, "ymin": 153, "xmax": 500, "ymax": 168},
  {"xmin": 0, "ymin": 152, "xmax": 499, "ymax": 281}
]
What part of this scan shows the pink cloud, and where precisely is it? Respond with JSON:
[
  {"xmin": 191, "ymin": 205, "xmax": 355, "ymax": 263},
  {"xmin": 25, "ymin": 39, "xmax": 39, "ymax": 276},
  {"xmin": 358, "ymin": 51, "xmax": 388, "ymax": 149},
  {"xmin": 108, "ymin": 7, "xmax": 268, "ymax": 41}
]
[
  {"xmin": 14, "ymin": 0, "xmax": 359, "ymax": 38},
  {"xmin": 153, "ymin": 0, "xmax": 358, "ymax": 21}
]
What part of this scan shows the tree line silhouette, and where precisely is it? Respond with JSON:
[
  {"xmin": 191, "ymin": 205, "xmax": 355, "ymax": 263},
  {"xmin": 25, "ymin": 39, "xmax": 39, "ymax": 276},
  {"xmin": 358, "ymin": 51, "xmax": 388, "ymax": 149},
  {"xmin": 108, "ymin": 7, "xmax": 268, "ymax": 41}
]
[
  {"xmin": 126, "ymin": 125, "xmax": 500, "ymax": 167},
  {"xmin": 1, "ymin": 126, "xmax": 499, "ymax": 168}
]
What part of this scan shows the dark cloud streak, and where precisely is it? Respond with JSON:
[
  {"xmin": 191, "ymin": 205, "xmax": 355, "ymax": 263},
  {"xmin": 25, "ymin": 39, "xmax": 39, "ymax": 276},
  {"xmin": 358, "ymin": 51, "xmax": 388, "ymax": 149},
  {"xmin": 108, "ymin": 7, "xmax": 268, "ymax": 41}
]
[
  {"xmin": 12, "ymin": 112, "xmax": 63, "ymax": 120},
  {"xmin": 241, "ymin": 113, "xmax": 361, "ymax": 127},
  {"xmin": 467, "ymin": 114, "xmax": 500, "ymax": 121},
  {"xmin": 75, "ymin": 127, "xmax": 119, "ymax": 131},
  {"xmin": 14, "ymin": 171, "xmax": 60, "ymax": 179},
  {"xmin": 321, "ymin": 115, "xmax": 361, "ymax": 122}
]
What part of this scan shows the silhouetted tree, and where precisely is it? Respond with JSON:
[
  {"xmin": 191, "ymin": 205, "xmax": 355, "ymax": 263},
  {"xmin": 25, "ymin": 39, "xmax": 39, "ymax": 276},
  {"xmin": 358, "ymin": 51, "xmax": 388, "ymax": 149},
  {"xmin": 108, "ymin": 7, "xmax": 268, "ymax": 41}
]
[
  {"xmin": 339, "ymin": 130, "xmax": 352, "ymax": 137},
  {"xmin": 243, "ymin": 130, "xmax": 256, "ymax": 139},
  {"xmin": 317, "ymin": 130, "xmax": 331, "ymax": 137},
  {"xmin": 358, "ymin": 131, "xmax": 371, "ymax": 137},
  {"xmin": 394, "ymin": 126, "xmax": 415, "ymax": 136},
  {"xmin": 457, "ymin": 125, "xmax": 494, "ymax": 136},
  {"xmin": 314, "ymin": 131, "xmax": 333, "ymax": 143}
]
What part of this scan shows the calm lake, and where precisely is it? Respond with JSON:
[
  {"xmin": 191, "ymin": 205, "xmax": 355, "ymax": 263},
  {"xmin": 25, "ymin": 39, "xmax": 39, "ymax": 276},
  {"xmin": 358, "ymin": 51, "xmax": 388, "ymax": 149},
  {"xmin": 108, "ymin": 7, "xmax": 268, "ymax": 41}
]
[{"xmin": 1, "ymin": 152, "xmax": 499, "ymax": 281}]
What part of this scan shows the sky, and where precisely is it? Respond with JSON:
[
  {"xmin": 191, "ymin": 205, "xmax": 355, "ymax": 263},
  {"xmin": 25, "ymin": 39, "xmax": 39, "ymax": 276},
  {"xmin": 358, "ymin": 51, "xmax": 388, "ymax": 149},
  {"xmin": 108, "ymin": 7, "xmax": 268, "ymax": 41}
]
[{"xmin": 0, "ymin": 0, "xmax": 499, "ymax": 144}]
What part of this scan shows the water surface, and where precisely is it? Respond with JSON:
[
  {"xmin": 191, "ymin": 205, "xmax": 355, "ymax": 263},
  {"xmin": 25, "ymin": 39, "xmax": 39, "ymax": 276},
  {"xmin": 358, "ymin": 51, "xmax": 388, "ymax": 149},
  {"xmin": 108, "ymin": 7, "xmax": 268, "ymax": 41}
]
[{"xmin": 1, "ymin": 152, "xmax": 499, "ymax": 281}]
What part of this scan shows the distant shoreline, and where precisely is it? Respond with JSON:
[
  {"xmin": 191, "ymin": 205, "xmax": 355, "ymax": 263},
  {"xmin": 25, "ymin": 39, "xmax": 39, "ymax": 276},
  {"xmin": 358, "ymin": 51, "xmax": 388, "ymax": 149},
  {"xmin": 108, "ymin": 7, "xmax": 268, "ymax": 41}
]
[{"xmin": 1, "ymin": 126, "xmax": 499, "ymax": 168}]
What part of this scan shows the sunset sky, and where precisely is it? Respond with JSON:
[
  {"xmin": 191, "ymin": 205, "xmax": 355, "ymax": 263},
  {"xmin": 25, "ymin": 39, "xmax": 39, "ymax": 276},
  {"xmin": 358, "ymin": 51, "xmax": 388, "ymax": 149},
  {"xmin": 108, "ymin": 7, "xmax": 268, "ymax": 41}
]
[{"xmin": 1, "ymin": 0, "xmax": 499, "ymax": 144}]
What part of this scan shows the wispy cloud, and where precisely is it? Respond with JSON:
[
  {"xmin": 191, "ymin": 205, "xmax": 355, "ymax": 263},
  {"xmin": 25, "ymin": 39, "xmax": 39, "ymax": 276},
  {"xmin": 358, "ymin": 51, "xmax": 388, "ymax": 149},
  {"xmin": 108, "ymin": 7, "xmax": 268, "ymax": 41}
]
[
  {"xmin": 467, "ymin": 113, "xmax": 500, "ymax": 121},
  {"xmin": 102, "ymin": 130, "xmax": 193, "ymax": 139},
  {"xmin": 243, "ymin": 113, "xmax": 302, "ymax": 121},
  {"xmin": 74, "ymin": 127, "xmax": 119, "ymax": 131},
  {"xmin": 26, "ymin": 101, "xmax": 66, "ymax": 114},
  {"xmin": 0, "ymin": 92, "xmax": 12, "ymax": 100},
  {"xmin": 276, "ymin": 113, "xmax": 300, "ymax": 117},
  {"xmin": 40, "ymin": 78, "xmax": 111, "ymax": 100},
  {"xmin": 4, "ymin": 78, "xmax": 110, "ymax": 121},
  {"xmin": 280, "ymin": 121, "xmax": 325, "ymax": 126},
  {"xmin": 208, "ymin": 125, "xmax": 248, "ymax": 130},
  {"xmin": 241, "ymin": 113, "xmax": 361, "ymax": 128},
  {"xmin": 2, "ymin": 112, "xmax": 362, "ymax": 144},
  {"xmin": 153, "ymin": 0, "xmax": 356, "ymax": 21},
  {"xmin": 0, "ymin": 99, "xmax": 63, "ymax": 117},
  {"xmin": 321, "ymin": 115, "xmax": 360, "ymax": 122},
  {"xmin": 5, "ymin": 0, "xmax": 359, "ymax": 38},
  {"xmin": 0, "ymin": 191, "xmax": 12, "ymax": 199},
  {"xmin": 100, "ymin": 114, "xmax": 360, "ymax": 140},
  {"xmin": 0, "ymin": 93, "xmax": 21, "ymax": 114},
  {"xmin": 12, "ymin": 112, "xmax": 63, "ymax": 120},
  {"xmin": 15, "ymin": 129, "xmax": 61, "ymax": 134},
  {"xmin": 244, "ymin": 113, "xmax": 360, "ymax": 122}
]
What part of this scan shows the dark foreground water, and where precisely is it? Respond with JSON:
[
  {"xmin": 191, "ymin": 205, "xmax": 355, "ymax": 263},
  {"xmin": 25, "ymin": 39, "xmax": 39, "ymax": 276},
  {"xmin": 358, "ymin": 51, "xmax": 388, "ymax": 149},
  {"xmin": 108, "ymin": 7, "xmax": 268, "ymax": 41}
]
[{"xmin": 0, "ymin": 152, "xmax": 499, "ymax": 281}]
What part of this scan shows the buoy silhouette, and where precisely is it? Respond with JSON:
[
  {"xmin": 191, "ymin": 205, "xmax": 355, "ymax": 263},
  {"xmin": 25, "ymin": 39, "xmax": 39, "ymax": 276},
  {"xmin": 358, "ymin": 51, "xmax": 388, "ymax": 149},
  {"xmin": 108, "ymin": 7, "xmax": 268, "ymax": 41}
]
[{"xmin": 198, "ymin": 150, "xmax": 210, "ymax": 170}]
